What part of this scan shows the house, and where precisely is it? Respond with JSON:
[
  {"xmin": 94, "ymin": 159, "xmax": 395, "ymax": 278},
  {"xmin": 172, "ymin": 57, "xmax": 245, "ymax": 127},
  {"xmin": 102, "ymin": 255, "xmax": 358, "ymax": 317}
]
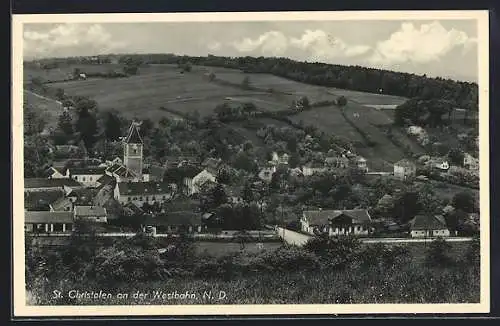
[
  {"xmin": 148, "ymin": 164, "xmax": 167, "ymax": 182},
  {"xmin": 142, "ymin": 211, "xmax": 206, "ymax": 234},
  {"xmin": 409, "ymin": 215, "xmax": 450, "ymax": 238},
  {"xmin": 301, "ymin": 209, "xmax": 373, "ymax": 236},
  {"xmin": 24, "ymin": 178, "xmax": 82, "ymax": 193},
  {"xmin": 463, "ymin": 153, "xmax": 479, "ymax": 171},
  {"xmin": 355, "ymin": 156, "xmax": 368, "ymax": 172},
  {"xmin": 225, "ymin": 185, "xmax": 244, "ymax": 204},
  {"xmin": 53, "ymin": 144, "xmax": 85, "ymax": 159},
  {"xmin": 25, "ymin": 211, "xmax": 74, "ymax": 233},
  {"xmin": 96, "ymin": 174, "xmax": 116, "ymax": 188},
  {"xmin": 114, "ymin": 181, "xmax": 176, "ymax": 206},
  {"xmin": 430, "ymin": 159, "xmax": 450, "ymax": 171},
  {"xmin": 66, "ymin": 167, "xmax": 106, "ymax": 187},
  {"xmin": 258, "ymin": 165, "xmax": 277, "ymax": 182},
  {"xmin": 329, "ymin": 209, "xmax": 373, "ymax": 236},
  {"xmin": 269, "ymin": 152, "xmax": 290, "ymax": 166},
  {"xmin": 43, "ymin": 166, "xmax": 66, "ymax": 179},
  {"xmin": 74, "ymin": 205, "xmax": 108, "ymax": 223},
  {"xmin": 183, "ymin": 168, "xmax": 216, "ymax": 196},
  {"xmin": 393, "ymin": 159, "xmax": 417, "ymax": 180},
  {"xmin": 302, "ymin": 162, "xmax": 328, "ymax": 177},
  {"xmin": 25, "ymin": 190, "xmax": 64, "ymax": 211},
  {"xmin": 325, "ymin": 156, "xmax": 349, "ymax": 168}
]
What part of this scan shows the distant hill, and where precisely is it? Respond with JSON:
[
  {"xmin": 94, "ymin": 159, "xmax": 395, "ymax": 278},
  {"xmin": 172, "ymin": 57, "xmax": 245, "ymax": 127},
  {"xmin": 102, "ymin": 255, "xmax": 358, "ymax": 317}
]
[{"xmin": 25, "ymin": 53, "xmax": 478, "ymax": 112}]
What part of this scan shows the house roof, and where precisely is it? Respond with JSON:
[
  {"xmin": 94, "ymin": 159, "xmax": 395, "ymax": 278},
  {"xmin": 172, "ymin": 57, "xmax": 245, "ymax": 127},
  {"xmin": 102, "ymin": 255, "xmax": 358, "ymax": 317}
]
[
  {"xmin": 303, "ymin": 209, "xmax": 372, "ymax": 225},
  {"xmin": 182, "ymin": 166, "xmax": 204, "ymax": 178},
  {"xmin": 43, "ymin": 167, "xmax": 63, "ymax": 178},
  {"xmin": 409, "ymin": 215, "xmax": 448, "ymax": 230},
  {"xmin": 69, "ymin": 167, "xmax": 106, "ymax": 175},
  {"xmin": 124, "ymin": 121, "xmax": 143, "ymax": 144},
  {"xmin": 49, "ymin": 197, "xmax": 74, "ymax": 211},
  {"xmin": 96, "ymin": 174, "xmax": 115, "ymax": 186},
  {"xmin": 395, "ymin": 159, "xmax": 416, "ymax": 168},
  {"xmin": 25, "ymin": 190, "xmax": 64, "ymax": 211},
  {"xmin": 74, "ymin": 205, "xmax": 107, "ymax": 217},
  {"xmin": 25, "ymin": 178, "xmax": 81, "ymax": 189},
  {"xmin": 149, "ymin": 165, "xmax": 166, "ymax": 180},
  {"xmin": 25, "ymin": 211, "xmax": 74, "ymax": 224},
  {"xmin": 144, "ymin": 211, "xmax": 201, "ymax": 226},
  {"xmin": 117, "ymin": 181, "xmax": 175, "ymax": 196}
]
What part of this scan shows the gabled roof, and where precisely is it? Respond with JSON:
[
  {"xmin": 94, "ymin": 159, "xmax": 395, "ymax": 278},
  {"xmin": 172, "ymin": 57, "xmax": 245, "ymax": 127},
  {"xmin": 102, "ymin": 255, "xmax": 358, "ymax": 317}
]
[
  {"xmin": 68, "ymin": 167, "xmax": 106, "ymax": 175},
  {"xmin": 25, "ymin": 190, "xmax": 64, "ymax": 211},
  {"xmin": 124, "ymin": 121, "xmax": 143, "ymax": 144},
  {"xmin": 409, "ymin": 215, "xmax": 448, "ymax": 230},
  {"xmin": 74, "ymin": 205, "xmax": 107, "ymax": 217},
  {"xmin": 49, "ymin": 197, "xmax": 74, "ymax": 211},
  {"xmin": 117, "ymin": 181, "xmax": 175, "ymax": 196},
  {"xmin": 96, "ymin": 174, "xmax": 115, "ymax": 186},
  {"xmin": 25, "ymin": 178, "xmax": 81, "ymax": 189},
  {"xmin": 303, "ymin": 209, "xmax": 372, "ymax": 225},
  {"xmin": 25, "ymin": 211, "xmax": 74, "ymax": 224}
]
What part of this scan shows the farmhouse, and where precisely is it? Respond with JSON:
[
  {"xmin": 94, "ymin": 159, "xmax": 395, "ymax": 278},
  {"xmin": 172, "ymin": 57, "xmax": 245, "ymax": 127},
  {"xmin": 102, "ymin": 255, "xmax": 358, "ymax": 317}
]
[
  {"xmin": 393, "ymin": 159, "xmax": 417, "ymax": 180},
  {"xmin": 114, "ymin": 181, "xmax": 176, "ymax": 206},
  {"xmin": 66, "ymin": 167, "xmax": 106, "ymax": 187},
  {"xmin": 142, "ymin": 211, "xmax": 206, "ymax": 235},
  {"xmin": 301, "ymin": 209, "xmax": 373, "ymax": 237},
  {"xmin": 74, "ymin": 205, "xmax": 108, "ymax": 223},
  {"xmin": 25, "ymin": 211, "xmax": 74, "ymax": 233},
  {"xmin": 24, "ymin": 178, "xmax": 82, "ymax": 193},
  {"xmin": 409, "ymin": 214, "xmax": 450, "ymax": 238}
]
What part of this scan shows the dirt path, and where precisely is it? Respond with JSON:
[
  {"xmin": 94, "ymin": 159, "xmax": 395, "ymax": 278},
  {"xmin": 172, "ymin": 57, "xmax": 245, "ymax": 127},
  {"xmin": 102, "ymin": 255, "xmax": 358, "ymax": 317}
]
[{"xmin": 24, "ymin": 89, "xmax": 63, "ymax": 105}]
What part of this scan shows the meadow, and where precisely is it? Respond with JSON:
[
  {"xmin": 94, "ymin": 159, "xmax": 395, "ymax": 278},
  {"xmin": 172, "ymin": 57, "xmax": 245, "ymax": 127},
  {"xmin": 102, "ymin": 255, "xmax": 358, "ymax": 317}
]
[{"xmin": 23, "ymin": 89, "xmax": 62, "ymax": 129}]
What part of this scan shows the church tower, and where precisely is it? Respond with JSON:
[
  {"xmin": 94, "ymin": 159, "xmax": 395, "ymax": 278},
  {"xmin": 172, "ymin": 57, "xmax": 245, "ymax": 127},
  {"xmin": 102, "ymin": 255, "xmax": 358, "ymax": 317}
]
[{"xmin": 123, "ymin": 121, "xmax": 143, "ymax": 179}]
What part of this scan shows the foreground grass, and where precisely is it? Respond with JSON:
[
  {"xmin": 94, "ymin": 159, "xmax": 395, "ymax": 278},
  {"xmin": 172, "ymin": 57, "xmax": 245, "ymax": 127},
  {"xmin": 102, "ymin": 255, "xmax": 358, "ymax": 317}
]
[{"xmin": 28, "ymin": 263, "xmax": 479, "ymax": 305}]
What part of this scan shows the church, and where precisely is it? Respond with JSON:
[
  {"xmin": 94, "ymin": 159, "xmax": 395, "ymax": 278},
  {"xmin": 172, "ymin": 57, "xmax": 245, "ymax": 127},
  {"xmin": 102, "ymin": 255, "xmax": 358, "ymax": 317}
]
[{"xmin": 112, "ymin": 121, "xmax": 175, "ymax": 206}]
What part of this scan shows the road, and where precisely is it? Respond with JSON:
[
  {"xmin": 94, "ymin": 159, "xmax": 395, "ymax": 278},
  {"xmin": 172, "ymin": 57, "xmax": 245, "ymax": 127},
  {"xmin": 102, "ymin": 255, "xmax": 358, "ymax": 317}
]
[
  {"xmin": 24, "ymin": 89, "xmax": 62, "ymax": 105},
  {"xmin": 275, "ymin": 227, "xmax": 473, "ymax": 246}
]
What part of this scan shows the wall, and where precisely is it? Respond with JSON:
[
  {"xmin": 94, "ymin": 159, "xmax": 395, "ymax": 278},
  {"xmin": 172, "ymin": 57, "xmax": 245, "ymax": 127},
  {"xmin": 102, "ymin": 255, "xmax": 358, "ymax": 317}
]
[{"xmin": 71, "ymin": 174, "xmax": 103, "ymax": 187}]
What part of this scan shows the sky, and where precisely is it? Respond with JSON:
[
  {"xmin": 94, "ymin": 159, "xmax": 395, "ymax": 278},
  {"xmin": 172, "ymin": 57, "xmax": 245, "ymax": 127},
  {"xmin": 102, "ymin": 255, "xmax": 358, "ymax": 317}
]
[{"xmin": 23, "ymin": 20, "xmax": 479, "ymax": 82}]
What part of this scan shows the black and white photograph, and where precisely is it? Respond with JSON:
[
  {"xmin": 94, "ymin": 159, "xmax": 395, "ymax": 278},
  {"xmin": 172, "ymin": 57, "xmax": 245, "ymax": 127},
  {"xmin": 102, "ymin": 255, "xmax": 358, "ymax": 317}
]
[{"xmin": 12, "ymin": 11, "xmax": 490, "ymax": 316}]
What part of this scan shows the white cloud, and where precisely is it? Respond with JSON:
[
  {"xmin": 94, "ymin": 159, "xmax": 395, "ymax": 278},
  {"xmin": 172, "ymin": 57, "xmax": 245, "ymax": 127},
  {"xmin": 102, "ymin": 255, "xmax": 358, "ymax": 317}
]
[
  {"xmin": 290, "ymin": 29, "xmax": 371, "ymax": 60},
  {"xmin": 23, "ymin": 24, "xmax": 127, "ymax": 59},
  {"xmin": 231, "ymin": 29, "xmax": 370, "ymax": 61},
  {"xmin": 232, "ymin": 31, "xmax": 289, "ymax": 56},
  {"xmin": 207, "ymin": 41, "xmax": 222, "ymax": 51},
  {"xmin": 368, "ymin": 21, "xmax": 477, "ymax": 66}
]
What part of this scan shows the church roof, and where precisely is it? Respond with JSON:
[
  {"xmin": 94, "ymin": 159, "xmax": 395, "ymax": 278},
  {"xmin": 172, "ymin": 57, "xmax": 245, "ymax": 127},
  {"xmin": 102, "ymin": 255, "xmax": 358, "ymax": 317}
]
[{"xmin": 124, "ymin": 122, "xmax": 143, "ymax": 144}]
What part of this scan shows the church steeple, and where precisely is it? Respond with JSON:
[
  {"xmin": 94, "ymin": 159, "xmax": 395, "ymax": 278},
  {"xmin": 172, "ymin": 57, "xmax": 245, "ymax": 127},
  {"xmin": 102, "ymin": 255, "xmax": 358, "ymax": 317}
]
[{"xmin": 123, "ymin": 121, "xmax": 143, "ymax": 179}]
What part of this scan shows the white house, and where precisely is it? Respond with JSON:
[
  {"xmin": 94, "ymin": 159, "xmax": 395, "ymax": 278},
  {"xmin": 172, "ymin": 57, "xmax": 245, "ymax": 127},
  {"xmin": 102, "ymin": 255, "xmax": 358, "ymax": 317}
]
[
  {"xmin": 393, "ymin": 159, "xmax": 417, "ymax": 180},
  {"xmin": 66, "ymin": 167, "xmax": 106, "ymax": 187},
  {"xmin": 44, "ymin": 167, "xmax": 66, "ymax": 179},
  {"xmin": 409, "ymin": 215, "xmax": 450, "ymax": 238},
  {"xmin": 269, "ymin": 152, "xmax": 290, "ymax": 166},
  {"xmin": 258, "ymin": 166, "xmax": 277, "ymax": 182},
  {"xmin": 301, "ymin": 209, "xmax": 373, "ymax": 237},
  {"xmin": 302, "ymin": 162, "xmax": 328, "ymax": 177},
  {"xmin": 24, "ymin": 211, "xmax": 74, "ymax": 233},
  {"xmin": 463, "ymin": 153, "xmax": 479, "ymax": 171},
  {"xmin": 183, "ymin": 169, "xmax": 216, "ymax": 196},
  {"xmin": 114, "ymin": 181, "xmax": 176, "ymax": 206},
  {"xmin": 74, "ymin": 205, "xmax": 108, "ymax": 223}
]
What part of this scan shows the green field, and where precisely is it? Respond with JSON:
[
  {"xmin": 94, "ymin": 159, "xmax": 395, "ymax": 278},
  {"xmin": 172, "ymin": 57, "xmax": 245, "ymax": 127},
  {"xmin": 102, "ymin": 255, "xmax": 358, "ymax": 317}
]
[
  {"xmin": 24, "ymin": 63, "xmax": 124, "ymax": 84},
  {"xmin": 23, "ymin": 89, "xmax": 62, "ymax": 129}
]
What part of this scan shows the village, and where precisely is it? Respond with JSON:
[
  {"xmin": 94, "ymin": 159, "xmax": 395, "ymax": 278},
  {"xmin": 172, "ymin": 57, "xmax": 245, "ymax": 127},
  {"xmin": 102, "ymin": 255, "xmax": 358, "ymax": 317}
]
[{"xmin": 24, "ymin": 117, "xmax": 480, "ymax": 247}]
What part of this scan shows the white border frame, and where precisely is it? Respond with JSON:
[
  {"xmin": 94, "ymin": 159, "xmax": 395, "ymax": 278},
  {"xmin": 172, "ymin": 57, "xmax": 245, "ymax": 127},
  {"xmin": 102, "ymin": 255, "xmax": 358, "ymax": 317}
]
[{"xmin": 12, "ymin": 10, "xmax": 490, "ymax": 317}]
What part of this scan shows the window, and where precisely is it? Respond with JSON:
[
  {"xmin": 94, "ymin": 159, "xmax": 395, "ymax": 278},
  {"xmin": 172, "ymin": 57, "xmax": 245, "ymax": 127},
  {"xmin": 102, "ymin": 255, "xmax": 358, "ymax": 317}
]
[
  {"xmin": 139, "ymin": 197, "xmax": 143, "ymax": 200},
  {"xmin": 133, "ymin": 197, "xmax": 137, "ymax": 200},
  {"xmin": 128, "ymin": 197, "xmax": 131, "ymax": 202},
  {"xmin": 82, "ymin": 177, "xmax": 86, "ymax": 182},
  {"xmin": 152, "ymin": 196, "xmax": 156, "ymax": 201},
  {"xmin": 146, "ymin": 196, "xmax": 149, "ymax": 201},
  {"xmin": 162, "ymin": 195, "xmax": 166, "ymax": 200}
]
